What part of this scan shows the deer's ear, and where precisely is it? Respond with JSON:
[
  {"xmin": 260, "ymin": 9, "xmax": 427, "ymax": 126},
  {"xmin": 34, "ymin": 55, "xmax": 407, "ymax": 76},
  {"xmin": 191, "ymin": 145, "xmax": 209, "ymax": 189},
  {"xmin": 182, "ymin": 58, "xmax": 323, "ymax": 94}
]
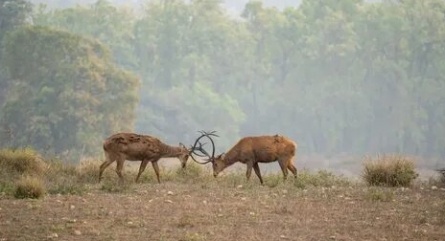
[{"xmin": 179, "ymin": 142, "xmax": 185, "ymax": 148}]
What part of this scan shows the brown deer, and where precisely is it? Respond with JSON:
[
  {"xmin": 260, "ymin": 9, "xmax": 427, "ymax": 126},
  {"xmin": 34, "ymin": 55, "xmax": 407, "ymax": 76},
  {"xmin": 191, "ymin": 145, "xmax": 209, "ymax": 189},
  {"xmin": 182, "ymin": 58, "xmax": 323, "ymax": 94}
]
[
  {"xmin": 190, "ymin": 131, "xmax": 297, "ymax": 185},
  {"xmin": 99, "ymin": 132, "xmax": 190, "ymax": 183}
]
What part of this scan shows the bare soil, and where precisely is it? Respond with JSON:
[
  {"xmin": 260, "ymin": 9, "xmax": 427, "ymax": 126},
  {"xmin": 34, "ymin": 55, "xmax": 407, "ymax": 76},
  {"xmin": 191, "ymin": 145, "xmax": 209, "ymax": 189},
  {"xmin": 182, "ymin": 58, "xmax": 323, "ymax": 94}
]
[{"xmin": 1, "ymin": 181, "xmax": 444, "ymax": 241}]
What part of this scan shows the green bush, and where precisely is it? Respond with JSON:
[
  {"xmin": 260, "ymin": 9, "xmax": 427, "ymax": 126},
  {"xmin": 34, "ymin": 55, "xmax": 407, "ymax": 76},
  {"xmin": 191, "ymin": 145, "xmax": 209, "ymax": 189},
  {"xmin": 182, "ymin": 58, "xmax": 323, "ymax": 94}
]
[
  {"xmin": 362, "ymin": 154, "xmax": 418, "ymax": 187},
  {"xmin": 14, "ymin": 176, "xmax": 46, "ymax": 199}
]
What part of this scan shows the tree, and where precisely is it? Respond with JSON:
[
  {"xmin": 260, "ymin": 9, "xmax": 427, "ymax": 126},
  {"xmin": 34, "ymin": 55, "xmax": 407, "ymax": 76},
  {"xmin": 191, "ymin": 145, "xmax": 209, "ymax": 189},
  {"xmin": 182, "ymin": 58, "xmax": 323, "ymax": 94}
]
[
  {"xmin": 0, "ymin": 0, "xmax": 32, "ymax": 110},
  {"xmin": 0, "ymin": 26, "xmax": 139, "ymax": 161}
]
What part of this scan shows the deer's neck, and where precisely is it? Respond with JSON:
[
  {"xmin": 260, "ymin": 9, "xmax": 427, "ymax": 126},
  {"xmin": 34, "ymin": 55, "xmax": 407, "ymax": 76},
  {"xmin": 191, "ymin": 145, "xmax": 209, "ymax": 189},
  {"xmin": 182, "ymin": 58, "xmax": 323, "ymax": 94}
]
[
  {"xmin": 223, "ymin": 149, "xmax": 239, "ymax": 166},
  {"xmin": 160, "ymin": 143, "xmax": 182, "ymax": 158}
]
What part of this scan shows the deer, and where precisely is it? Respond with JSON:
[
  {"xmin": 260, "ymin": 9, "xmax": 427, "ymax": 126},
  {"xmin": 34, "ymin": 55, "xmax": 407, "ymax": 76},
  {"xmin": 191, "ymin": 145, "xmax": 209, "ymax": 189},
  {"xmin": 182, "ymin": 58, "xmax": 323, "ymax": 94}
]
[
  {"xmin": 189, "ymin": 131, "xmax": 298, "ymax": 185},
  {"xmin": 98, "ymin": 132, "xmax": 191, "ymax": 183}
]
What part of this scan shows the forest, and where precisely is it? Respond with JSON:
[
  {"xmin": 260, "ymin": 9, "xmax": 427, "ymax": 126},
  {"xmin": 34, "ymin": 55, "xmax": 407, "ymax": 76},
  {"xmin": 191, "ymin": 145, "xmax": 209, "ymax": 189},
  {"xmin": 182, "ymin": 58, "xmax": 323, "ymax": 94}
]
[{"xmin": 1, "ymin": 0, "xmax": 444, "ymax": 166}]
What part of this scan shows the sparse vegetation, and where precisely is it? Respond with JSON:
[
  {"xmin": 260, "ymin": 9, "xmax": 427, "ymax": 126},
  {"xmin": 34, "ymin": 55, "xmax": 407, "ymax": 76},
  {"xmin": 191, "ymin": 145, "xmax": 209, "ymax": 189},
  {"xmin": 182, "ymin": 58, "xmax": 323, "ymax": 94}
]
[
  {"xmin": 175, "ymin": 162, "xmax": 204, "ymax": 180},
  {"xmin": 14, "ymin": 176, "xmax": 46, "ymax": 199},
  {"xmin": 365, "ymin": 187, "xmax": 395, "ymax": 202},
  {"xmin": 100, "ymin": 180, "xmax": 133, "ymax": 193},
  {"xmin": 362, "ymin": 154, "xmax": 419, "ymax": 187},
  {"xmin": 293, "ymin": 170, "xmax": 351, "ymax": 189}
]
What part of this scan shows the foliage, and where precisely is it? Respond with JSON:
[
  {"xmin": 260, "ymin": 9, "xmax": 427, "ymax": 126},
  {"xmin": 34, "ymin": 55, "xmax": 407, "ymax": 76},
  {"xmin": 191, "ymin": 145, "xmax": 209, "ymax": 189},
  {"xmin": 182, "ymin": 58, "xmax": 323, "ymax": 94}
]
[
  {"xmin": 33, "ymin": 0, "xmax": 137, "ymax": 70},
  {"xmin": 362, "ymin": 154, "xmax": 419, "ymax": 187},
  {"xmin": 1, "ymin": 0, "xmax": 445, "ymax": 163},
  {"xmin": 14, "ymin": 175, "xmax": 46, "ymax": 199},
  {"xmin": 0, "ymin": 0, "xmax": 32, "ymax": 108},
  {"xmin": 0, "ymin": 0, "xmax": 32, "ymax": 42},
  {"xmin": 0, "ymin": 25, "xmax": 139, "ymax": 161}
]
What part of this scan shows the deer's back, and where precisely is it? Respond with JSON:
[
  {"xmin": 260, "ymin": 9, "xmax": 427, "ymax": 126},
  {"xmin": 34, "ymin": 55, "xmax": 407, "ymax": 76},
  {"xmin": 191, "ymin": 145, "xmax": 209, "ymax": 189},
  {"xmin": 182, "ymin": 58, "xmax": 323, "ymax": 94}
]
[
  {"xmin": 103, "ymin": 133, "xmax": 163, "ymax": 160},
  {"xmin": 231, "ymin": 135, "xmax": 296, "ymax": 163}
]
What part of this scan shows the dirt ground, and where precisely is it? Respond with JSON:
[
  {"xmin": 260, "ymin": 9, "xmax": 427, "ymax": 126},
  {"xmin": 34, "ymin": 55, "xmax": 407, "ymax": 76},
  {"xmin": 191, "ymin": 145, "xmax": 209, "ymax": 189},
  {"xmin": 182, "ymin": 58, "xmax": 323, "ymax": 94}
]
[{"xmin": 1, "ymin": 181, "xmax": 445, "ymax": 241}]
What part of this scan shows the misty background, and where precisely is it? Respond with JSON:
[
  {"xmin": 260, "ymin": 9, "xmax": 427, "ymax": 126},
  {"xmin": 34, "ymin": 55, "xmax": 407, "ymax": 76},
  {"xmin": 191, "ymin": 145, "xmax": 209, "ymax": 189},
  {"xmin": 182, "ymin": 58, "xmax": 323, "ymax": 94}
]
[{"xmin": 0, "ymin": 0, "xmax": 444, "ymax": 176}]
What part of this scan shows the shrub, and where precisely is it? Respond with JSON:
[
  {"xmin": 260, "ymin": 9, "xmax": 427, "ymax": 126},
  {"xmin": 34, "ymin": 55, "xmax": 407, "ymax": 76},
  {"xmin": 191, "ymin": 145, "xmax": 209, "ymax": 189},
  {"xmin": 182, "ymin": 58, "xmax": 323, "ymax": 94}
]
[
  {"xmin": 14, "ymin": 176, "xmax": 46, "ymax": 199},
  {"xmin": 0, "ymin": 148, "xmax": 47, "ymax": 176},
  {"xmin": 362, "ymin": 154, "xmax": 418, "ymax": 187}
]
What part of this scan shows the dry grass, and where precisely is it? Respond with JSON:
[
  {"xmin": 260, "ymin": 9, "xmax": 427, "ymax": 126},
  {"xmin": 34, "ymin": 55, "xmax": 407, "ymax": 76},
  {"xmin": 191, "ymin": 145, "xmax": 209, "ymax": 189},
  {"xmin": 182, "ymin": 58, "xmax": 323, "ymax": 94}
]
[
  {"xmin": 14, "ymin": 176, "xmax": 46, "ymax": 199},
  {"xmin": 363, "ymin": 154, "xmax": 419, "ymax": 187},
  {"xmin": 0, "ymin": 148, "xmax": 47, "ymax": 176}
]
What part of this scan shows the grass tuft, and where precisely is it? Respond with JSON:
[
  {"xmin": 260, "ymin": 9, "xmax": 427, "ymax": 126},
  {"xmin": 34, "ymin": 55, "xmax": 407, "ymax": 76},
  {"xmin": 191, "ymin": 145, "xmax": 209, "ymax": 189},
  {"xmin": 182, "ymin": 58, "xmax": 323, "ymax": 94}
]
[
  {"xmin": 362, "ymin": 154, "xmax": 418, "ymax": 187},
  {"xmin": 14, "ymin": 176, "xmax": 46, "ymax": 199},
  {"xmin": 0, "ymin": 148, "xmax": 47, "ymax": 176}
]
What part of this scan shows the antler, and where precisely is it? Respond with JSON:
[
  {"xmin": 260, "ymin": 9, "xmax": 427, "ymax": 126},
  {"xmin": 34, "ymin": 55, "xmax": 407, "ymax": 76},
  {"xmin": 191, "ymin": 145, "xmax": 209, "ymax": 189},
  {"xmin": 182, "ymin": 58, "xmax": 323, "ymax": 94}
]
[{"xmin": 189, "ymin": 130, "xmax": 218, "ymax": 164}]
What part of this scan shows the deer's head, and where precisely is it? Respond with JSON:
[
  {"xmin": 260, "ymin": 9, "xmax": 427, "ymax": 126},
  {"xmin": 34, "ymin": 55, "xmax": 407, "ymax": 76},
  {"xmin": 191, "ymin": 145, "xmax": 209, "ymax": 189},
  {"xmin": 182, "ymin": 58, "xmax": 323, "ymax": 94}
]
[{"xmin": 189, "ymin": 131, "xmax": 225, "ymax": 177}]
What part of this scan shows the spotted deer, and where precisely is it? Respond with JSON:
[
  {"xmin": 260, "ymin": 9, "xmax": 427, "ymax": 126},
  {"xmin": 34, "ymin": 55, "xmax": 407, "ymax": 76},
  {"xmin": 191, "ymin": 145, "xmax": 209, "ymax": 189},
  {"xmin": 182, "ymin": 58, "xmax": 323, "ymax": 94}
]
[
  {"xmin": 99, "ymin": 133, "xmax": 190, "ymax": 183},
  {"xmin": 190, "ymin": 132, "xmax": 297, "ymax": 185}
]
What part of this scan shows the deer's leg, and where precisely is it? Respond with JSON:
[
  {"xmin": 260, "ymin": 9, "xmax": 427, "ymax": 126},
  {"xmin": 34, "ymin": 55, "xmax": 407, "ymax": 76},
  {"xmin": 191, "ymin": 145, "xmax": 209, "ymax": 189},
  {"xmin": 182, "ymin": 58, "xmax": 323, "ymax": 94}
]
[
  {"xmin": 135, "ymin": 159, "xmax": 151, "ymax": 183},
  {"xmin": 99, "ymin": 152, "xmax": 115, "ymax": 182},
  {"xmin": 287, "ymin": 162, "xmax": 298, "ymax": 178},
  {"xmin": 253, "ymin": 162, "xmax": 264, "ymax": 185},
  {"xmin": 288, "ymin": 150, "xmax": 297, "ymax": 178},
  {"xmin": 115, "ymin": 158, "xmax": 125, "ymax": 183},
  {"xmin": 278, "ymin": 159, "xmax": 289, "ymax": 181},
  {"xmin": 151, "ymin": 161, "xmax": 161, "ymax": 184},
  {"xmin": 246, "ymin": 161, "xmax": 253, "ymax": 181}
]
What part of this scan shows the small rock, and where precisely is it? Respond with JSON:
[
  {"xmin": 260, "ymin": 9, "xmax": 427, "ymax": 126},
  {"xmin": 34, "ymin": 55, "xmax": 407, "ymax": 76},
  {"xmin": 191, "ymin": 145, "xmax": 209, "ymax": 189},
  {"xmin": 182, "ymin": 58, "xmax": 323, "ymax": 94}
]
[
  {"xmin": 236, "ymin": 185, "xmax": 243, "ymax": 189},
  {"xmin": 249, "ymin": 212, "xmax": 255, "ymax": 216},
  {"xmin": 127, "ymin": 221, "xmax": 133, "ymax": 225},
  {"xmin": 47, "ymin": 233, "xmax": 58, "ymax": 239},
  {"xmin": 202, "ymin": 200, "xmax": 208, "ymax": 205},
  {"xmin": 431, "ymin": 186, "xmax": 438, "ymax": 190},
  {"xmin": 148, "ymin": 199, "xmax": 153, "ymax": 203},
  {"xmin": 167, "ymin": 191, "xmax": 174, "ymax": 196},
  {"xmin": 282, "ymin": 189, "xmax": 288, "ymax": 194},
  {"xmin": 73, "ymin": 230, "xmax": 82, "ymax": 236},
  {"xmin": 165, "ymin": 200, "xmax": 173, "ymax": 204},
  {"xmin": 329, "ymin": 236, "xmax": 336, "ymax": 240},
  {"xmin": 70, "ymin": 205, "xmax": 75, "ymax": 210},
  {"xmin": 241, "ymin": 197, "xmax": 247, "ymax": 201},
  {"xmin": 217, "ymin": 214, "xmax": 223, "ymax": 217},
  {"xmin": 280, "ymin": 235, "xmax": 287, "ymax": 239}
]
